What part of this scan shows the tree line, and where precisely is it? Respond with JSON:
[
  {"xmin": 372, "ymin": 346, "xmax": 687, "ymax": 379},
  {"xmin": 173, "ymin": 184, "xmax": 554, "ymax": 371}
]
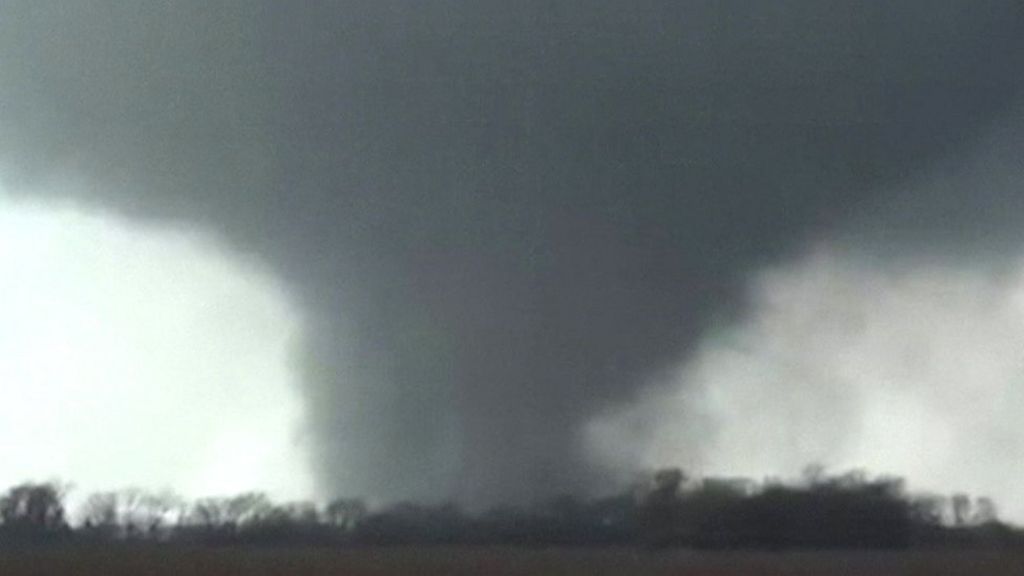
[{"xmin": 0, "ymin": 467, "xmax": 1019, "ymax": 550}]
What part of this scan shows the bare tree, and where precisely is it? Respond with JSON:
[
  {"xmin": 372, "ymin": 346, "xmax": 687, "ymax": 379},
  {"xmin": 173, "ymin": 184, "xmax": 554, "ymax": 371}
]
[
  {"xmin": 80, "ymin": 491, "xmax": 120, "ymax": 537},
  {"xmin": 0, "ymin": 482, "xmax": 69, "ymax": 540},
  {"xmin": 650, "ymin": 468, "xmax": 686, "ymax": 503},
  {"xmin": 189, "ymin": 497, "xmax": 232, "ymax": 532},
  {"xmin": 132, "ymin": 490, "xmax": 184, "ymax": 537},
  {"xmin": 973, "ymin": 497, "xmax": 998, "ymax": 525},
  {"xmin": 325, "ymin": 498, "xmax": 367, "ymax": 531},
  {"xmin": 951, "ymin": 493, "xmax": 972, "ymax": 527},
  {"xmin": 80, "ymin": 489, "xmax": 183, "ymax": 539},
  {"xmin": 225, "ymin": 492, "xmax": 274, "ymax": 527}
]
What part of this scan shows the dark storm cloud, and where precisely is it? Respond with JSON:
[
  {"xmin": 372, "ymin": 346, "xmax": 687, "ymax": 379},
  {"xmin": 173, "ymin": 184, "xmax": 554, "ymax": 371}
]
[{"xmin": 1, "ymin": 1, "xmax": 1022, "ymax": 505}]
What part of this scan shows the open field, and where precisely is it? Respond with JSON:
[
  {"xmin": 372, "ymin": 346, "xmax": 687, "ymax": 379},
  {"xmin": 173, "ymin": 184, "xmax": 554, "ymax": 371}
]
[{"xmin": 2, "ymin": 547, "xmax": 1024, "ymax": 575}]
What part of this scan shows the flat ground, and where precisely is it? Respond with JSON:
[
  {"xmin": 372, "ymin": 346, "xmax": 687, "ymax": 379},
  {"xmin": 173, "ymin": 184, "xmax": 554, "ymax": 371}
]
[{"xmin": 1, "ymin": 547, "xmax": 1022, "ymax": 575}]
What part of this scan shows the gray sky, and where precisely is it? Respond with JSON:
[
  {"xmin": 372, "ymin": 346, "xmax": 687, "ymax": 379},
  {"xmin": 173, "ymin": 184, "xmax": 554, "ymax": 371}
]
[{"xmin": 1, "ymin": 1, "xmax": 1023, "ymax": 514}]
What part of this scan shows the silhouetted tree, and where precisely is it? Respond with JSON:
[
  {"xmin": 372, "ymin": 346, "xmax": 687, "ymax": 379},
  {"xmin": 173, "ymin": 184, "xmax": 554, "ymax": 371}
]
[
  {"xmin": 224, "ymin": 493, "xmax": 274, "ymax": 527},
  {"xmin": 974, "ymin": 497, "xmax": 998, "ymax": 525},
  {"xmin": 952, "ymin": 493, "xmax": 972, "ymax": 527},
  {"xmin": 325, "ymin": 498, "xmax": 366, "ymax": 531},
  {"xmin": 1, "ymin": 466, "xmax": 1018, "ymax": 549},
  {"xmin": 80, "ymin": 489, "xmax": 182, "ymax": 540},
  {"xmin": 0, "ymin": 482, "xmax": 69, "ymax": 543},
  {"xmin": 80, "ymin": 492, "xmax": 120, "ymax": 539},
  {"xmin": 640, "ymin": 468, "xmax": 686, "ymax": 547}
]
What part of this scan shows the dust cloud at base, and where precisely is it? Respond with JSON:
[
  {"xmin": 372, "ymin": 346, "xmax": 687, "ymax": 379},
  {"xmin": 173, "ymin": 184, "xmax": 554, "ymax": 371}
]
[
  {"xmin": 590, "ymin": 246, "xmax": 1024, "ymax": 522},
  {"xmin": 0, "ymin": 191, "xmax": 313, "ymax": 503}
]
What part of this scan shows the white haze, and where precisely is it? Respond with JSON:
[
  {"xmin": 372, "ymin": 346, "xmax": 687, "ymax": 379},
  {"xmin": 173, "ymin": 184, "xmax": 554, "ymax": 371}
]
[
  {"xmin": 589, "ymin": 111, "xmax": 1024, "ymax": 522},
  {"xmin": 0, "ymin": 188, "xmax": 313, "ymax": 503},
  {"xmin": 590, "ymin": 248, "xmax": 1024, "ymax": 519}
]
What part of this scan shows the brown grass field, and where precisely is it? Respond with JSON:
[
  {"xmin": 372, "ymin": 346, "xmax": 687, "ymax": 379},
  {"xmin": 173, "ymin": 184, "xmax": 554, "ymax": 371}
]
[{"xmin": 1, "ymin": 547, "xmax": 1023, "ymax": 575}]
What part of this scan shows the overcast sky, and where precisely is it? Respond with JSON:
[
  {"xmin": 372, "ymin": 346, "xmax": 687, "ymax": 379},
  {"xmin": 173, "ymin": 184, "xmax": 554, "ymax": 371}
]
[{"xmin": 1, "ymin": 1, "xmax": 1024, "ymax": 518}]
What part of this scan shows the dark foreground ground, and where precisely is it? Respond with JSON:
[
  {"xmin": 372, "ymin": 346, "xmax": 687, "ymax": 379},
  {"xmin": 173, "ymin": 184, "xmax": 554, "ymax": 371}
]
[{"xmin": 2, "ymin": 547, "xmax": 1023, "ymax": 575}]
